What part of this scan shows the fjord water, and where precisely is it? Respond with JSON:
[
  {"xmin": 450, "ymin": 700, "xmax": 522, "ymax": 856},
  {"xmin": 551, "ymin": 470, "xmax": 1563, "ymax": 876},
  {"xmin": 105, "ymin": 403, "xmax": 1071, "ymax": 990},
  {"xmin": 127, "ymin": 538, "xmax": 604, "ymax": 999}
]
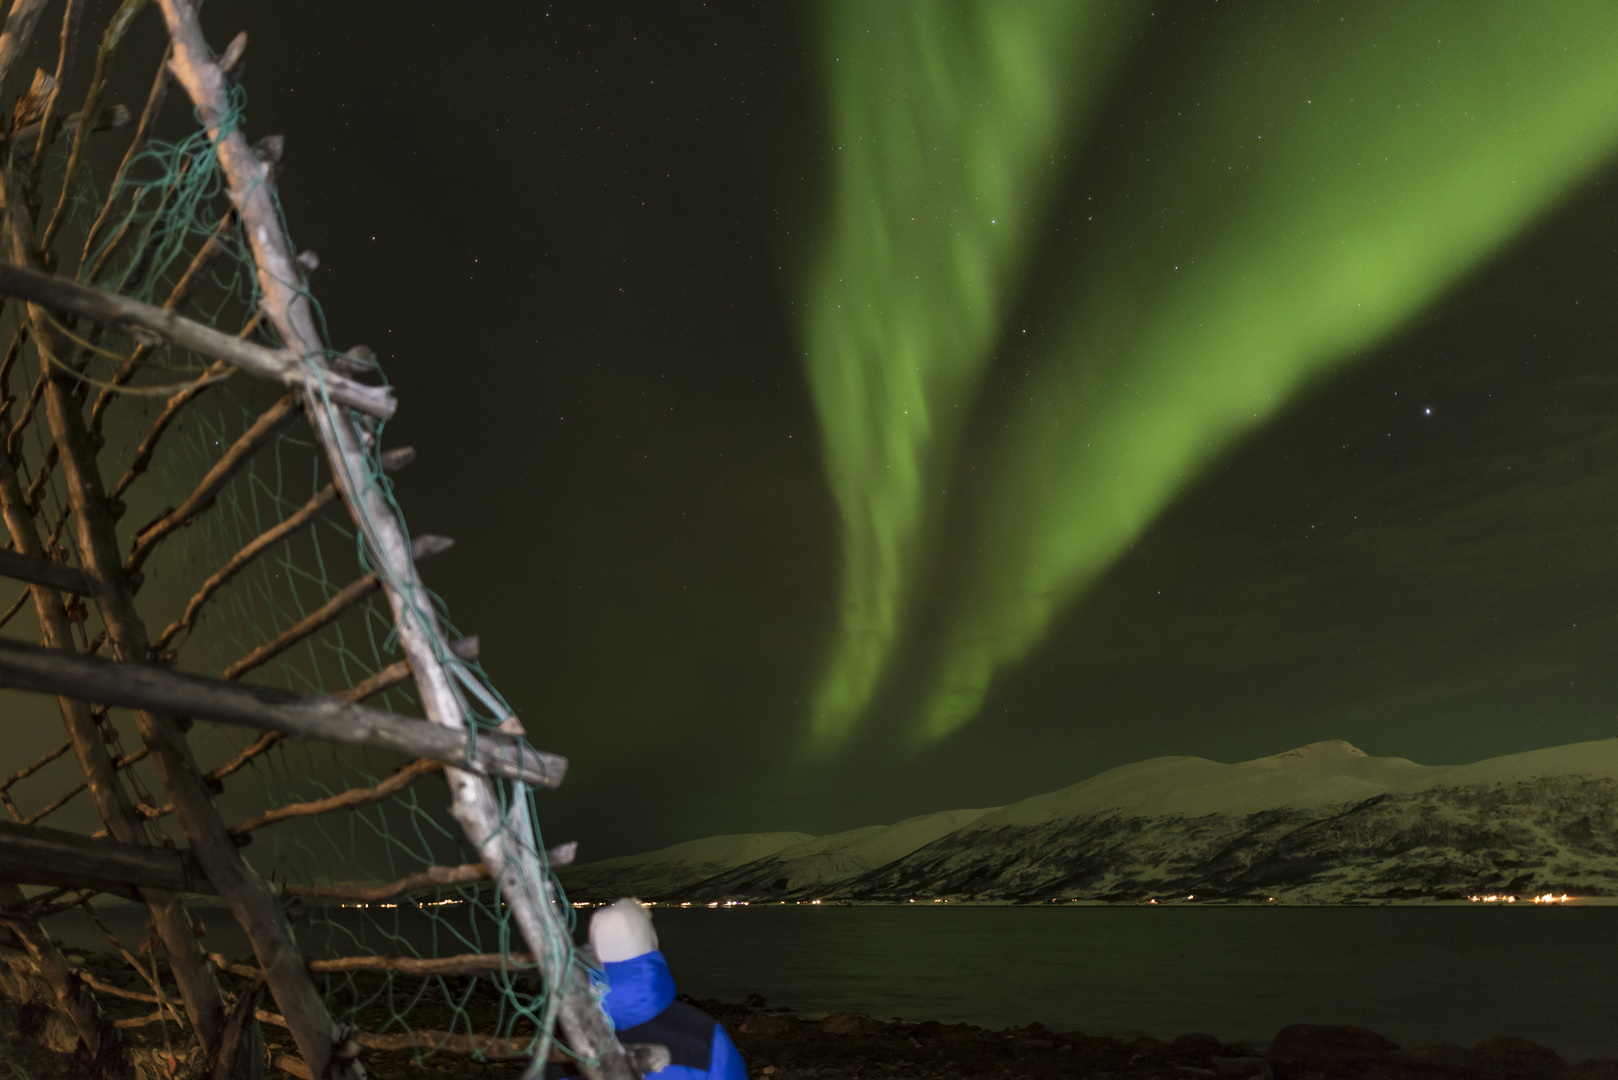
[
  {"xmin": 649, "ymin": 906, "xmax": 1616, "ymax": 1061},
  {"xmin": 44, "ymin": 904, "xmax": 1618, "ymax": 1060}
]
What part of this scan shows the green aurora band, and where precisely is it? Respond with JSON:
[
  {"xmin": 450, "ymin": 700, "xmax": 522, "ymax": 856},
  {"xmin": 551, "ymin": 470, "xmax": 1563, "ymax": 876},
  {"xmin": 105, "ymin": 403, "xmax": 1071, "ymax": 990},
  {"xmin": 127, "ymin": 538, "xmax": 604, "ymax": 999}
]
[
  {"xmin": 800, "ymin": 0, "xmax": 1146, "ymax": 749},
  {"xmin": 800, "ymin": 2, "xmax": 1618, "ymax": 747}
]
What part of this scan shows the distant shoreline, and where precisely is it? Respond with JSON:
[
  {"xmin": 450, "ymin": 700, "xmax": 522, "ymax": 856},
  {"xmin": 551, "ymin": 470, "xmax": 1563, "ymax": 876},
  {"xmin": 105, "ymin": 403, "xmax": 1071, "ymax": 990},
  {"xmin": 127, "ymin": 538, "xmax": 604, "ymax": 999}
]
[{"xmin": 565, "ymin": 895, "xmax": 1618, "ymax": 908}]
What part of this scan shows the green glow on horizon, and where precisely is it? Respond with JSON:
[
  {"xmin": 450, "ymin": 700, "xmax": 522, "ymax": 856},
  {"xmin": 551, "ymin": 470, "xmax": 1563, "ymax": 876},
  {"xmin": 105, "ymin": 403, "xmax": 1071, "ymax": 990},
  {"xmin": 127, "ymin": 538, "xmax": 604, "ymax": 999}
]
[
  {"xmin": 915, "ymin": 6, "xmax": 1618, "ymax": 740},
  {"xmin": 800, "ymin": 0, "xmax": 1144, "ymax": 749}
]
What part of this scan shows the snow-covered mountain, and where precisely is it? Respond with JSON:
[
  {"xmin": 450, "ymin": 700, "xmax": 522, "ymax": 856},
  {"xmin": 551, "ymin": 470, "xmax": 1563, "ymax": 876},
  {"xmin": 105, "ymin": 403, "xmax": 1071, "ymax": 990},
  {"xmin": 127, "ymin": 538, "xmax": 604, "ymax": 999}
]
[{"xmin": 557, "ymin": 740, "xmax": 1618, "ymax": 904}]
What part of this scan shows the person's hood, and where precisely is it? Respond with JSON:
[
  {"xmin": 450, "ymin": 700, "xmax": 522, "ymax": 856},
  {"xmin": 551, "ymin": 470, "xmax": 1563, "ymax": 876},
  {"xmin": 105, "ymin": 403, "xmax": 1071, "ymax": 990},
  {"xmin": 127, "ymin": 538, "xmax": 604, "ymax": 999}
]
[{"xmin": 601, "ymin": 949, "xmax": 676, "ymax": 1029}]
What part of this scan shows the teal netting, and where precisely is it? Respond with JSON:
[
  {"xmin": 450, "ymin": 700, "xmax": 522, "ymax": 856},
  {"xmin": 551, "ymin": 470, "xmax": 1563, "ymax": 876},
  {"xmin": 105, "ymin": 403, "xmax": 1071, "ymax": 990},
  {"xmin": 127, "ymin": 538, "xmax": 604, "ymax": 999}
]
[{"xmin": 0, "ymin": 10, "xmax": 598, "ymax": 1076}]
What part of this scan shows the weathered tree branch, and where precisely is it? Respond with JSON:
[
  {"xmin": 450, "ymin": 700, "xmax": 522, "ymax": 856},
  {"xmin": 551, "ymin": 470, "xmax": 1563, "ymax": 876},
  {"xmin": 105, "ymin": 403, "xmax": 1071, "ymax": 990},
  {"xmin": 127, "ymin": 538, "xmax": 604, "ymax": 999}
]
[
  {"xmin": 232, "ymin": 757, "xmax": 442, "ymax": 835},
  {"xmin": 330, "ymin": 659, "xmax": 408, "ymax": 703},
  {"xmin": 194, "ymin": 644, "xmax": 435, "ymax": 790},
  {"xmin": 0, "ymin": 637, "xmax": 568, "ymax": 786},
  {"xmin": 0, "ymin": 260, "xmax": 395, "ymax": 418},
  {"xmin": 0, "ymin": 737, "xmax": 70, "ymax": 791},
  {"xmin": 79, "ymin": 41, "xmax": 174, "ymax": 276},
  {"xmin": 126, "ymin": 393, "xmax": 300, "ymax": 574},
  {"xmin": 105, "ymin": 359, "xmax": 229, "ymax": 501},
  {"xmin": 38, "ymin": 0, "xmax": 146, "ymax": 256},
  {"xmin": 21, "ymin": 773, "xmax": 86, "ymax": 824},
  {"xmin": 311, "ymin": 952, "xmax": 533, "ymax": 977},
  {"xmin": 220, "ymin": 533, "xmax": 453, "ymax": 681},
  {"xmin": 151, "ymin": 445, "xmax": 414, "ymax": 656},
  {"xmin": 281, "ymin": 841, "xmax": 574, "ymax": 903},
  {"xmin": 92, "ymin": 211, "xmax": 237, "ymax": 437},
  {"xmin": 281, "ymin": 862, "xmax": 488, "ymax": 903}
]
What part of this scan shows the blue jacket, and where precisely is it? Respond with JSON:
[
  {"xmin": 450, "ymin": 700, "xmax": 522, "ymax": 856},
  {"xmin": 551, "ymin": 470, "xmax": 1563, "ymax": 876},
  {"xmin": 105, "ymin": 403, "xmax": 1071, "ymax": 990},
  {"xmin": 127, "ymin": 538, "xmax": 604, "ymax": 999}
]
[{"xmin": 598, "ymin": 951, "xmax": 747, "ymax": 1080}]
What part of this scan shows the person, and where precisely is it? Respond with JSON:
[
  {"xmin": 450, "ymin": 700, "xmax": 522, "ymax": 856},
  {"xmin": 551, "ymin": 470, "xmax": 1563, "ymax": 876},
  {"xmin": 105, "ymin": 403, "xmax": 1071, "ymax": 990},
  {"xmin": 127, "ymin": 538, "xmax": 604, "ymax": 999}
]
[{"xmin": 573, "ymin": 897, "xmax": 748, "ymax": 1080}]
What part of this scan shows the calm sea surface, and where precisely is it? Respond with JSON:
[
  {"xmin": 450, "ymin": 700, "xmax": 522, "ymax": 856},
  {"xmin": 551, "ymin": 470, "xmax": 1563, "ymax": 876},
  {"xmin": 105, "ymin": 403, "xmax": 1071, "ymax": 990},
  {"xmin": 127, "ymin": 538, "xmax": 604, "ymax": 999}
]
[{"xmin": 43, "ymin": 904, "xmax": 1618, "ymax": 1061}]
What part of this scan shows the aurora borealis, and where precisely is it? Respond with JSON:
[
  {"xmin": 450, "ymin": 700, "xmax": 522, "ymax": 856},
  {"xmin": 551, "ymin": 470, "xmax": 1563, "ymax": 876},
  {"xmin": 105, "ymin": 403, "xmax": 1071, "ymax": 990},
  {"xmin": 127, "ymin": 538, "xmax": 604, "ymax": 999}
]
[
  {"xmin": 798, "ymin": 0, "xmax": 1146, "ymax": 749},
  {"xmin": 801, "ymin": 1, "xmax": 1618, "ymax": 747},
  {"xmin": 160, "ymin": 1, "xmax": 1618, "ymax": 855}
]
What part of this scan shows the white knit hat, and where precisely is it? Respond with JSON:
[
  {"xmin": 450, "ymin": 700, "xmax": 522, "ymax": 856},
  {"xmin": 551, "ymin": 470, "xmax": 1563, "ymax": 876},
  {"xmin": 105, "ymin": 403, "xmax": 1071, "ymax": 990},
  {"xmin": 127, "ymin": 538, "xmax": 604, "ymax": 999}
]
[{"xmin": 588, "ymin": 898, "xmax": 658, "ymax": 963}]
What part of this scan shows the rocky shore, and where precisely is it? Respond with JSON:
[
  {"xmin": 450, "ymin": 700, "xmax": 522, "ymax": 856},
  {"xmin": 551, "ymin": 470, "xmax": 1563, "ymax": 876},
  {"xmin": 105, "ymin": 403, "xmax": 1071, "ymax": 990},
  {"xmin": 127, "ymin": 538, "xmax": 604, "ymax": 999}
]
[
  {"xmin": 696, "ymin": 996, "xmax": 1618, "ymax": 1080},
  {"xmin": 1, "ymin": 965, "xmax": 1615, "ymax": 1080}
]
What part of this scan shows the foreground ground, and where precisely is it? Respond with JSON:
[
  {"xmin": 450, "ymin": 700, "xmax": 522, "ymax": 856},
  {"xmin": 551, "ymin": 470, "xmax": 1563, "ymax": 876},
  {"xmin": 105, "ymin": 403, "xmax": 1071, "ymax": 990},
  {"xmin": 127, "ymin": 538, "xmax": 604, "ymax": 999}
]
[
  {"xmin": 0, "ymin": 970, "xmax": 1615, "ymax": 1079},
  {"xmin": 692, "ymin": 996, "xmax": 1618, "ymax": 1080}
]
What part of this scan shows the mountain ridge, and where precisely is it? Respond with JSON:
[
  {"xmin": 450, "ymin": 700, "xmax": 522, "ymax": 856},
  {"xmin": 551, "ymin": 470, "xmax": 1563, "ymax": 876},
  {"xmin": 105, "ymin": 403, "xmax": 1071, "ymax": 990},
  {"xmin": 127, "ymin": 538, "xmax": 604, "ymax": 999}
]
[{"xmin": 557, "ymin": 739, "xmax": 1618, "ymax": 904}]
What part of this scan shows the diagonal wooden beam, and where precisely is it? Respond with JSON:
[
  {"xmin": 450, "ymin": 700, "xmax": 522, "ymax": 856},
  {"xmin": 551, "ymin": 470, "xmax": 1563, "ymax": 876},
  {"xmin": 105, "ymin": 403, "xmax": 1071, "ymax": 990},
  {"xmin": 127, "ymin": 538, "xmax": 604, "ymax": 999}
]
[
  {"xmin": 280, "ymin": 842, "xmax": 575, "ymax": 905},
  {"xmin": 151, "ymin": 445, "xmax": 415, "ymax": 656},
  {"xmin": 0, "ymin": 636, "xmax": 568, "ymax": 786},
  {"xmin": 220, "ymin": 533, "xmax": 453, "ymax": 681},
  {"xmin": 126, "ymin": 392, "xmax": 300, "ymax": 574},
  {"xmin": 153, "ymin": 8, "xmax": 630, "ymax": 1077},
  {"xmin": 232, "ymin": 757, "xmax": 442, "ymax": 834},
  {"xmin": 0, "ymin": 259, "xmax": 395, "ymax": 419},
  {"xmin": 0, "ymin": 443, "xmax": 227, "ymax": 1046}
]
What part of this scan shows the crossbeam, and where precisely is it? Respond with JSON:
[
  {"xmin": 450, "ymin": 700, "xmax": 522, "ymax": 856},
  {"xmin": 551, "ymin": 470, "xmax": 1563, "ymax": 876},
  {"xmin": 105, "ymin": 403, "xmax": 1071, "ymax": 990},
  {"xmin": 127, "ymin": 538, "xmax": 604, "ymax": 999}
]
[
  {"xmin": 0, "ymin": 637, "xmax": 566, "ymax": 786},
  {"xmin": 0, "ymin": 260, "xmax": 395, "ymax": 419},
  {"xmin": 0, "ymin": 547, "xmax": 92, "ymax": 594},
  {"xmin": 0, "ymin": 820, "xmax": 212, "ymax": 895}
]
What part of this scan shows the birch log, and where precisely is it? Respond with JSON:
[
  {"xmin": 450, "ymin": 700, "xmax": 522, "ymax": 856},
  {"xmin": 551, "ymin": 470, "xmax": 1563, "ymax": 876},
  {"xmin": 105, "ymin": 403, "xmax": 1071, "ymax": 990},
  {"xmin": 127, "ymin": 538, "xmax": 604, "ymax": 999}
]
[{"xmin": 153, "ymin": 5, "xmax": 636, "ymax": 1079}]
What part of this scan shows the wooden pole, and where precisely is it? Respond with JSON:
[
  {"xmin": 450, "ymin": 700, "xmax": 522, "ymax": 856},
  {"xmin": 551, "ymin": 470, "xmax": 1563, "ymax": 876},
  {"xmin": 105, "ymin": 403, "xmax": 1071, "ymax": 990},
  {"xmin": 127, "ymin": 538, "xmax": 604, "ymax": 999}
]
[
  {"xmin": 0, "ymin": 190, "xmax": 355, "ymax": 1077},
  {"xmin": 0, "ymin": 457, "xmax": 227, "ymax": 1047},
  {"xmin": 0, "ymin": 637, "xmax": 569, "ymax": 786},
  {"xmin": 153, "ymin": 5, "xmax": 637, "ymax": 1078}
]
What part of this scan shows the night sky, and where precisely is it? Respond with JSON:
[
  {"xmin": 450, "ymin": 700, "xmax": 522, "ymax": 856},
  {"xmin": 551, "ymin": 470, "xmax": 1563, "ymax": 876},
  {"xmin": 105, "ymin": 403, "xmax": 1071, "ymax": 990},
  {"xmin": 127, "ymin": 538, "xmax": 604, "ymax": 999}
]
[{"xmin": 184, "ymin": 1, "xmax": 1618, "ymax": 859}]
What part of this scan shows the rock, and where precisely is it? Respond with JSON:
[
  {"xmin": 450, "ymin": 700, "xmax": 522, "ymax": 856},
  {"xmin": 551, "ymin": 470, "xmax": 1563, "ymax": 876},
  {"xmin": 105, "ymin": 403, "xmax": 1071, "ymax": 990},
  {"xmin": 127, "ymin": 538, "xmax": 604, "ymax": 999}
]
[
  {"xmin": 741, "ymin": 1013, "xmax": 794, "ymax": 1036},
  {"xmin": 1267, "ymin": 1024, "xmax": 1399, "ymax": 1066},
  {"xmin": 1172, "ymin": 1034, "xmax": 1227, "ymax": 1059},
  {"xmin": 1474, "ymin": 1037, "xmax": 1566, "ymax": 1080},
  {"xmin": 819, "ymin": 1012, "xmax": 881, "ymax": 1037},
  {"xmin": 1399, "ymin": 1044, "xmax": 1488, "ymax": 1074},
  {"xmin": 1008, "ymin": 1038, "xmax": 1055, "ymax": 1056},
  {"xmin": 907, "ymin": 1021, "xmax": 944, "ymax": 1042},
  {"xmin": 745, "ymin": 994, "xmax": 770, "ymax": 1009},
  {"xmin": 1567, "ymin": 1063, "xmax": 1618, "ymax": 1080},
  {"xmin": 1212, "ymin": 1056, "xmax": 1274, "ymax": 1079}
]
